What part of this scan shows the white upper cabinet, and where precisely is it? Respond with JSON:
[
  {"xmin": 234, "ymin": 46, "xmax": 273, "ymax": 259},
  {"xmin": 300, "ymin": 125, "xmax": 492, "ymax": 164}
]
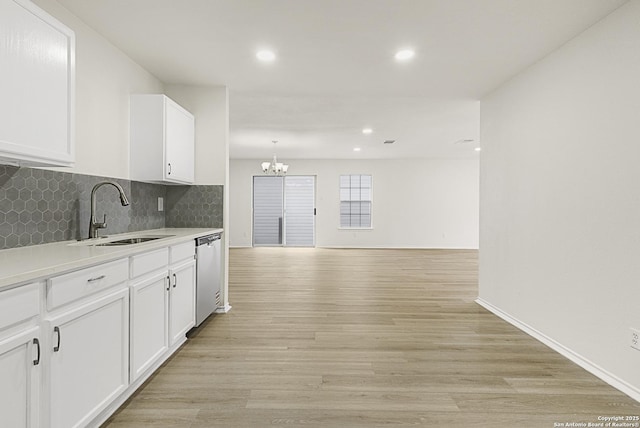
[
  {"xmin": 130, "ymin": 94, "xmax": 195, "ymax": 184},
  {"xmin": 0, "ymin": 0, "xmax": 75, "ymax": 167}
]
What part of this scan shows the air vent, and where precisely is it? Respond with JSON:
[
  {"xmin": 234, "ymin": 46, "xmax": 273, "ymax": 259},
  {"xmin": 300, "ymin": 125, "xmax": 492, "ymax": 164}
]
[{"xmin": 383, "ymin": 140, "xmax": 395, "ymax": 144}]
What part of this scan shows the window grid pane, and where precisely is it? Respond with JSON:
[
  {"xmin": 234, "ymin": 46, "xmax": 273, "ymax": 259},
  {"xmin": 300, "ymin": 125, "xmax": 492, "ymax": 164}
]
[{"xmin": 339, "ymin": 175, "xmax": 372, "ymax": 228}]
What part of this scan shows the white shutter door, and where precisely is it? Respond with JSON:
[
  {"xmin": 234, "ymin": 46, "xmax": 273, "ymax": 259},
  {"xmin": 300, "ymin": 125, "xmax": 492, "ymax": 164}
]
[
  {"xmin": 284, "ymin": 176, "xmax": 315, "ymax": 246},
  {"xmin": 253, "ymin": 176, "xmax": 284, "ymax": 246}
]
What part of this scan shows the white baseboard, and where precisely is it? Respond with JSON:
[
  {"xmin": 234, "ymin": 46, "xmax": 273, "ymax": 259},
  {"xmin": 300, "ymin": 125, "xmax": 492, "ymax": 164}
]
[
  {"xmin": 476, "ymin": 298, "xmax": 640, "ymax": 402},
  {"xmin": 229, "ymin": 245, "xmax": 479, "ymax": 250},
  {"xmin": 215, "ymin": 303, "xmax": 232, "ymax": 313},
  {"xmin": 317, "ymin": 245, "xmax": 479, "ymax": 250}
]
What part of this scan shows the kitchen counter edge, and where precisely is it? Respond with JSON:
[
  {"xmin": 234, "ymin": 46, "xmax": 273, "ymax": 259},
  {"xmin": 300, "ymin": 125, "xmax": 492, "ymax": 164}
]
[{"xmin": 0, "ymin": 228, "xmax": 223, "ymax": 290}]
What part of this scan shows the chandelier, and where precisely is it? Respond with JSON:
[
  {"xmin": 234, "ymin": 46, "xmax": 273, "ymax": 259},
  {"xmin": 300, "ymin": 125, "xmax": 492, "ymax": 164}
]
[{"xmin": 261, "ymin": 140, "xmax": 289, "ymax": 175}]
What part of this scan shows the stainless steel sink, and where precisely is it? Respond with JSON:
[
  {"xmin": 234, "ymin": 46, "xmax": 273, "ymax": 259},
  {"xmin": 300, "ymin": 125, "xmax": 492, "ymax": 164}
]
[
  {"xmin": 94, "ymin": 236, "xmax": 167, "ymax": 246},
  {"xmin": 70, "ymin": 234, "xmax": 175, "ymax": 247}
]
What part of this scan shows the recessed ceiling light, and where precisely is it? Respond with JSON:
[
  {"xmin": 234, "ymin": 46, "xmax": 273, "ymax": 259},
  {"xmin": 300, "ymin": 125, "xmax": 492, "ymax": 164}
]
[
  {"xmin": 395, "ymin": 49, "xmax": 415, "ymax": 61},
  {"xmin": 475, "ymin": 147, "xmax": 481, "ymax": 152},
  {"xmin": 353, "ymin": 148, "xmax": 361, "ymax": 152},
  {"xmin": 256, "ymin": 50, "xmax": 276, "ymax": 62},
  {"xmin": 362, "ymin": 128, "xmax": 373, "ymax": 135}
]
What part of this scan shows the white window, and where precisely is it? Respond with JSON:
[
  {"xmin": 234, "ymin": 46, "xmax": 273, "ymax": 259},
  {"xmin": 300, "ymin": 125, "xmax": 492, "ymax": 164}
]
[{"xmin": 339, "ymin": 174, "xmax": 372, "ymax": 228}]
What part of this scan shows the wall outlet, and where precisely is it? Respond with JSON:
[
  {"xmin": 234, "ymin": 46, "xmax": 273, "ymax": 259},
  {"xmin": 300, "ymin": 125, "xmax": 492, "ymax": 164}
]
[
  {"xmin": 631, "ymin": 328, "xmax": 640, "ymax": 351},
  {"xmin": 158, "ymin": 197, "xmax": 164, "ymax": 212}
]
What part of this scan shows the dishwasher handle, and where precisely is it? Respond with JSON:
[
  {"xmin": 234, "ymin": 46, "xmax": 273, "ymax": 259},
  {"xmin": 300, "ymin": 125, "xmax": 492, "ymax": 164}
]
[{"xmin": 196, "ymin": 233, "xmax": 222, "ymax": 246}]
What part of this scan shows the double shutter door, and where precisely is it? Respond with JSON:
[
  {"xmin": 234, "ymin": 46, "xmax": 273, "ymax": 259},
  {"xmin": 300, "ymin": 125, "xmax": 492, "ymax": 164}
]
[{"xmin": 253, "ymin": 176, "xmax": 315, "ymax": 247}]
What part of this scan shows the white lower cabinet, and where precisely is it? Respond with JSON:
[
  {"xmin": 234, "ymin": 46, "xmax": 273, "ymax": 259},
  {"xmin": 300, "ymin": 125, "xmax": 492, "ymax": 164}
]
[
  {"xmin": 129, "ymin": 246, "xmax": 195, "ymax": 382},
  {"xmin": 0, "ymin": 326, "xmax": 41, "ymax": 428},
  {"xmin": 129, "ymin": 271, "xmax": 169, "ymax": 382},
  {"xmin": 169, "ymin": 259, "xmax": 196, "ymax": 346},
  {"xmin": 0, "ymin": 235, "xmax": 204, "ymax": 427},
  {"xmin": 46, "ymin": 288, "xmax": 129, "ymax": 428},
  {"xmin": 0, "ymin": 282, "xmax": 41, "ymax": 428}
]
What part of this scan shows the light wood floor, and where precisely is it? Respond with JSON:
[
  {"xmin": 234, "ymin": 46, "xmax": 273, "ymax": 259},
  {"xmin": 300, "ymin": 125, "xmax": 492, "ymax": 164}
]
[{"xmin": 104, "ymin": 248, "xmax": 639, "ymax": 427}]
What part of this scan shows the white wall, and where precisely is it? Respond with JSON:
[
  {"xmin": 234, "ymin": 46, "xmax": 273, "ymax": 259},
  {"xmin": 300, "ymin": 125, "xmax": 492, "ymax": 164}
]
[
  {"xmin": 32, "ymin": 2, "xmax": 233, "ymax": 309},
  {"xmin": 33, "ymin": 0, "xmax": 164, "ymax": 179},
  {"xmin": 479, "ymin": 0, "xmax": 640, "ymax": 399},
  {"xmin": 166, "ymin": 85, "xmax": 230, "ymax": 309},
  {"xmin": 230, "ymin": 158, "xmax": 479, "ymax": 249},
  {"xmin": 34, "ymin": 2, "xmax": 233, "ymax": 184}
]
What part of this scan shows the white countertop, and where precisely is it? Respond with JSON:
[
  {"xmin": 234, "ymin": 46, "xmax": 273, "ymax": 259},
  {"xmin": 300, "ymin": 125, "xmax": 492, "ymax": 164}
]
[{"xmin": 0, "ymin": 228, "xmax": 222, "ymax": 290}]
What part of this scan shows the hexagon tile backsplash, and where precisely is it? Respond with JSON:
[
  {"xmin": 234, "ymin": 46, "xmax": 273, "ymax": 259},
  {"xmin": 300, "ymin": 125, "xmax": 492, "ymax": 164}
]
[
  {"xmin": 0, "ymin": 165, "xmax": 223, "ymax": 250},
  {"xmin": 165, "ymin": 185, "xmax": 223, "ymax": 228}
]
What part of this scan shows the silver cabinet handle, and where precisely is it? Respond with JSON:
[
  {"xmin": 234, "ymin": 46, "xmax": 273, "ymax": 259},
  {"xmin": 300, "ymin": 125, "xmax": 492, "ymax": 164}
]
[
  {"xmin": 166, "ymin": 275, "xmax": 170, "ymax": 291},
  {"xmin": 33, "ymin": 338, "xmax": 40, "ymax": 366},
  {"xmin": 53, "ymin": 326, "xmax": 61, "ymax": 352},
  {"xmin": 168, "ymin": 163, "xmax": 172, "ymax": 175},
  {"xmin": 87, "ymin": 275, "xmax": 106, "ymax": 283},
  {"xmin": 172, "ymin": 273, "xmax": 177, "ymax": 288}
]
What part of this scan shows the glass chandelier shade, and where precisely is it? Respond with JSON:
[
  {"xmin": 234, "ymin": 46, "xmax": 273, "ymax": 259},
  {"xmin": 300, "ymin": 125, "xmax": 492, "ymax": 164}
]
[{"xmin": 261, "ymin": 141, "xmax": 289, "ymax": 175}]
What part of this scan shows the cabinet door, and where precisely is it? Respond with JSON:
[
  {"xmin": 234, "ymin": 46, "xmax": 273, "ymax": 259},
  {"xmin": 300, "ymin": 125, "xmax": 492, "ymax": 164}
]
[
  {"xmin": 0, "ymin": 0, "xmax": 75, "ymax": 167},
  {"xmin": 0, "ymin": 327, "xmax": 40, "ymax": 428},
  {"xmin": 47, "ymin": 288, "xmax": 129, "ymax": 428},
  {"xmin": 130, "ymin": 271, "xmax": 169, "ymax": 382},
  {"xmin": 164, "ymin": 98, "xmax": 195, "ymax": 184},
  {"xmin": 169, "ymin": 260, "xmax": 196, "ymax": 345}
]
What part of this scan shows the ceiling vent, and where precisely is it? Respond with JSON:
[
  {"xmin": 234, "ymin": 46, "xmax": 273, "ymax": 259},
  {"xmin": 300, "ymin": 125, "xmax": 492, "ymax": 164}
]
[{"xmin": 383, "ymin": 140, "xmax": 396, "ymax": 144}]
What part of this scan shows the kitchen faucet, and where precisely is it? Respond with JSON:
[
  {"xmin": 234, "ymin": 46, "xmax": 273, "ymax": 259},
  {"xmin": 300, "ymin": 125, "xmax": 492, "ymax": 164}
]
[{"xmin": 89, "ymin": 181, "xmax": 130, "ymax": 239}]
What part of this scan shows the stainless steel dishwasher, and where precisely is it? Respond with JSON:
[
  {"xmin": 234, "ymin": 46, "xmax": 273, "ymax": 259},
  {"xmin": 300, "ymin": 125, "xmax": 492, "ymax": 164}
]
[{"xmin": 195, "ymin": 232, "xmax": 222, "ymax": 327}]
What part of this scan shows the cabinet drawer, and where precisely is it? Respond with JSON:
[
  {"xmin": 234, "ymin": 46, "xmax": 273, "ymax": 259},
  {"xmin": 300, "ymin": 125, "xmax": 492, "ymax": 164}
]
[
  {"xmin": 0, "ymin": 283, "xmax": 39, "ymax": 331},
  {"xmin": 47, "ymin": 259, "xmax": 128, "ymax": 311},
  {"xmin": 131, "ymin": 248, "xmax": 168, "ymax": 279},
  {"xmin": 170, "ymin": 241, "xmax": 195, "ymax": 264}
]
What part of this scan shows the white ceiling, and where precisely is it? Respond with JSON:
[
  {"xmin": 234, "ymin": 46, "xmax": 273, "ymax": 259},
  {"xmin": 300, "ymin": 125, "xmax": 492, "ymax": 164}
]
[{"xmin": 55, "ymin": 0, "xmax": 627, "ymax": 160}]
